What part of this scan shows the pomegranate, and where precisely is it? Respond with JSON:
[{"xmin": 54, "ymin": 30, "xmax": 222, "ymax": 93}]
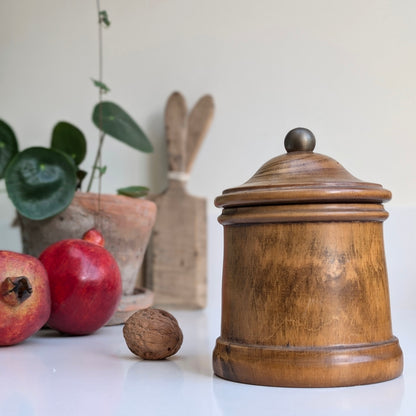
[
  {"xmin": 0, "ymin": 251, "xmax": 51, "ymax": 346},
  {"xmin": 39, "ymin": 228, "xmax": 122, "ymax": 335}
]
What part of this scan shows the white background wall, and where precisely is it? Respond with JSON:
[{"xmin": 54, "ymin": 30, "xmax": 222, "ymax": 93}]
[{"xmin": 1, "ymin": 1, "xmax": 415, "ymax": 308}]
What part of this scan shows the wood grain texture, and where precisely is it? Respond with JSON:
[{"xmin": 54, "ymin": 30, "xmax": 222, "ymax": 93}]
[
  {"xmin": 165, "ymin": 92, "xmax": 187, "ymax": 172},
  {"xmin": 218, "ymin": 203, "xmax": 389, "ymax": 224},
  {"xmin": 143, "ymin": 92, "xmax": 214, "ymax": 308},
  {"xmin": 144, "ymin": 180, "xmax": 206, "ymax": 308},
  {"xmin": 216, "ymin": 152, "xmax": 392, "ymax": 208},
  {"xmin": 213, "ymin": 131, "xmax": 401, "ymax": 386},
  {"xmin": 186, "ymin": 95, "xmax": 214, "ymax": 172},
  {"xmin": 214, "ymin": 337, "xmax": 403, "ymax": 388},
  {"xmin": 213, "ymin": 220, "xmax": 403, "ymax": 386}
]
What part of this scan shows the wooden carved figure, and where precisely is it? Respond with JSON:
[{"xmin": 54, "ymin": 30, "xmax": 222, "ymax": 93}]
[{"xmin": 144, "ymin": 92, "xmax": 214, "ymax": 308}]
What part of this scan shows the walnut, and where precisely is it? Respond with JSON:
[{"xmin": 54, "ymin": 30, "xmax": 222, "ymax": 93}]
[{"xmin": 123, "ymin": 308, "xmax": 183, "ymax": 360}]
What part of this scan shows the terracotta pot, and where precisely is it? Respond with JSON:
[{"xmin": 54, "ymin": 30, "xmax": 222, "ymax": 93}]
[{"xmin": 18, "ymin": 192, "xmax": 157, "ymax": 324}]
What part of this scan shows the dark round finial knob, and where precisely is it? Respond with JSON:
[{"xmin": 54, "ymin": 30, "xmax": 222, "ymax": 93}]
[{"xmin": 284, "ymin": 128, "xmax": 316, "ymax": 153}]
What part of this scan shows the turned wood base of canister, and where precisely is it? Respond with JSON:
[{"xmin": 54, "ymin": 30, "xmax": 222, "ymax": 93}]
[{"xmin": 213, "ymin": 337, "xmax": 403, "ymax": 388}]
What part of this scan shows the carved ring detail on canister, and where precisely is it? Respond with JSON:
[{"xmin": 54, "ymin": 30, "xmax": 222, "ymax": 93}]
[{"xmin": 212, "ymin": 128, "xmax": 403, "ymax": 387}]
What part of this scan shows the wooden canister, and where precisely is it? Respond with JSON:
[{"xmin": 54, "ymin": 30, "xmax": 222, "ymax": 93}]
[{"xmin": 212, "ymin": 128, "xmax": 403, "ymax": 387}]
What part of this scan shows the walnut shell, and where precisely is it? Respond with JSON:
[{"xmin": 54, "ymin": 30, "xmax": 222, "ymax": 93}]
[{"xmin": 123, "ymin": 308, "xmax": 183, "ymax": 360}]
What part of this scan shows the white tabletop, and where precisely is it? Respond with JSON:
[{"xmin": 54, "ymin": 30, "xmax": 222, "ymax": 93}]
[{"xmin": 0, "ymin": 304, "xmax": 414, "ymax": 416}]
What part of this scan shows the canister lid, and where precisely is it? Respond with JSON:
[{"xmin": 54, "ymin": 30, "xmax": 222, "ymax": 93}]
[{"xmin": 215, "ymin": 128, "xmax": 391, "ymax": 208}]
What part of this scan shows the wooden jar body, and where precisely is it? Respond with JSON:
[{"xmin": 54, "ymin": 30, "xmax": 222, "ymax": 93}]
[{"xmin": 213, "ymin": 204, "xmax": 403, "ymax": 387}]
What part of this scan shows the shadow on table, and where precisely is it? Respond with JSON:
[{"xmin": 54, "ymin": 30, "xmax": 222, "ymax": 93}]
[{"xmin": 212, "ymin": 374, "xmax": 404, "ymax": 416}]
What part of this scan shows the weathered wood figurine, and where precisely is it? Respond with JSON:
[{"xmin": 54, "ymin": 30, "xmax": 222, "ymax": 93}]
[{"xmin": 144, "ymin": 92, "xmax": 214, "ymax": 308}]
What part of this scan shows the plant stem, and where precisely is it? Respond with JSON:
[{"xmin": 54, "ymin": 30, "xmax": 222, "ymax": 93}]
[
  {"xmin": 86, "ymin": 132, "xmax": 105, "ymax": 192},
  {"xmin": 86, "ymin": 0, "xmax": 105, "ymax": 193},
  {"xmin": 97, "ymin": 0, "xmax": 103, "ymax": 88}
]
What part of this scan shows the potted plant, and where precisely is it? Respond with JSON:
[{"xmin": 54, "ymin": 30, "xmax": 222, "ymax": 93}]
[{"xmin": 0, "ymin": 3, "xmax": 156, "ymax": 324}]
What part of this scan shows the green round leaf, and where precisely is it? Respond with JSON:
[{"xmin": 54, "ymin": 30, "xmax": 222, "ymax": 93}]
[
  {"xmin": 5, "ymin": 147, "xmax": 77, "ymax": 220},
  {"xmin": 117, "ymin": 186, "xmax": 149, "ymax": 198},
  {"xmin": 0, "ymin": 120, "xmax": 19, "ymax": 179},
  {"xmin": 92, "ymin": 101, "xmax": 153, "ymax": 153},
  {"xmin": 51, "ymin": 121, "xmax": 87, "ymax": 165}
]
